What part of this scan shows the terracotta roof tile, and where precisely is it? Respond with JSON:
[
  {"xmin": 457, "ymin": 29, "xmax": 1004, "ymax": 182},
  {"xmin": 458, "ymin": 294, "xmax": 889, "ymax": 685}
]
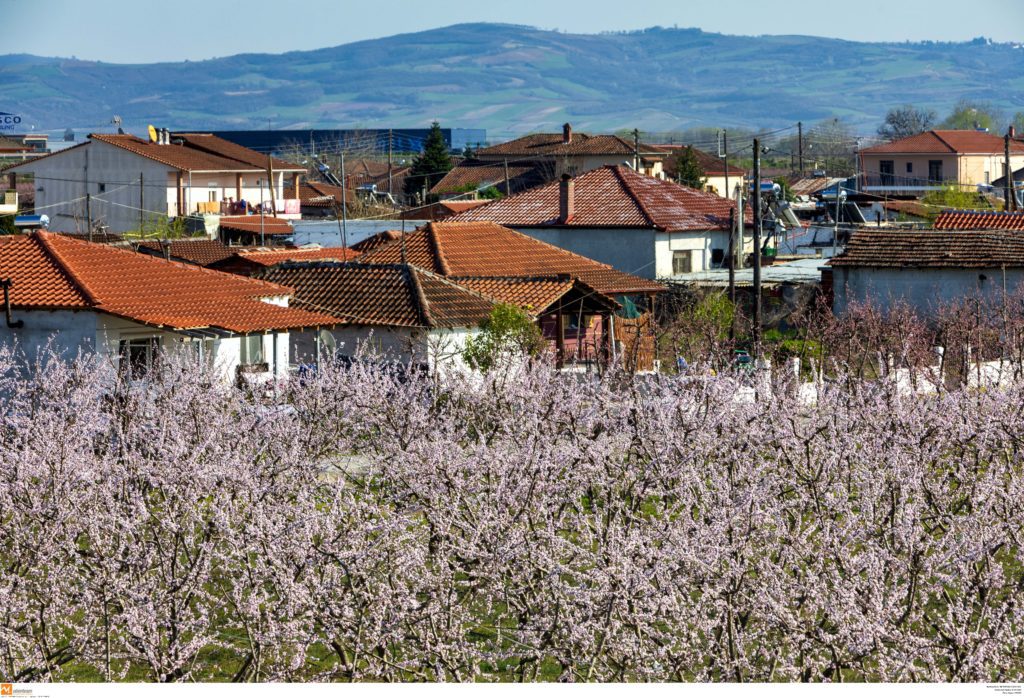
[
  {"xmin": 0, "ymin": 233, "xmax": 335, "ymax": 332},
  {"xmin": 88, "ymin": 134, "xmax": 268, "ymax": 172},
  {"xmin": 350, "ymin": 230, "xmax": 402, "ymax": 254},
  {"xmin": 934, "ymin": 210, "xmax": 1024, "ymax": 231},
  {"xmin": 256, "ymin": 262, "xmax": 496, "ymax": 328},
  {"xmin": 450, "ymin": 165, "xmax": 748, "ymax": 231},
  {"xmin": 860, "ymin": 130, "xmax": 1024, "ymax": 155},
  {"xmin": 135, "ymin": 238, "xmax": 236, "ymax": 266},
  {"xmin": 429, "ymin": 160, "xmax": 547, "ymax": 195},
  {"xmin": 221, "ymin": 247, "xmax": 356, "ymax": 267},
  {"xmin": 172, "ymin": 133, "xmax": 303, "ymax": 171},
  {"xmin": 453, "ymin": 275, "xmax": 618, "ymax": 314},
  {"xmin": 829, "ymin": 229, "xmax": 1024, "ymax": 268},
  {"xmin": 359, "ymin": 220, "xmax": 665, "ymax": 296}
]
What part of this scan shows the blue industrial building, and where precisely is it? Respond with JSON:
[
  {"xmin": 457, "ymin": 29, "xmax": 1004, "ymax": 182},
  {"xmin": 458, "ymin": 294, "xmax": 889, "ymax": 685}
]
[{"xmin": 210, "ymin": 128, "xmax": 487, "ymax": 155}]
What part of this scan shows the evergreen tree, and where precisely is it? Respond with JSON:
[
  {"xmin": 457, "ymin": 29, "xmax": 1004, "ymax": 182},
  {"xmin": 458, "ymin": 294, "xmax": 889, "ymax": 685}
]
[
  {"xmin": 404, "ymin": 122, "xmax": 453, "ymax": 203},
  {"xmin": 674, "ymin": 146, "xmax": 706, "ymax": 189}
]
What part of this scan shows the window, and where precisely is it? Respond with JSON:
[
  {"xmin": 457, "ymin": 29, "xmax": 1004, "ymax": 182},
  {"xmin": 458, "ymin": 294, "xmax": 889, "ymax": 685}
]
[
  {"xmin": 98, "ymin": 182, "xmax": 106, "ymax": 193},
  {"xmin": 208, "ymin": 190, "xmax": 218, "ymax": 202},
  {"xmin": 240, "ymin": 335, "xmax": 265, "ymax": 365},
  {"xmin": 905, "ymin": 162, "xmax": 913, "ymax": 173},
  {"xmin": 672, "ymin": 250, "xmax": 693, "ymax": 275},
  {"xmin": 118, "ymin": 337, "xmax": 159, "ymax": 378},
  {"xmin": 711, "ymin": 248, "xmax": 725, "ymax": 268},
  {"xmin": 985, "ymin": 171, "xmax": 990, "ymax": 185},
  {"xmin": 928, "ymin": 160, "xmax": 943, "ymax": 182}
]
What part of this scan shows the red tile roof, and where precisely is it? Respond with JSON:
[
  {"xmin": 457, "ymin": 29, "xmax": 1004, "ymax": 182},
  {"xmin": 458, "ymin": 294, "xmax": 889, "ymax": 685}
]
[
  {"xmin": 256, "ymin": 262, "xmax": 496, "ymax": 328},
  {"xmin": 350, "ymin": 230, "xmax": 402, "ymax": 254},
  {"xmin": 478, "ymin": 131, "xmax": 665, "ymax": 158},
  {"xmin": 220, "ymin": 246, "xmax": 356, "ymax": 267},
  {"xmin": 293, "ymin": 180, "xmax": 350, "ymax": 208},
  {"xmin": 933, "ymin": 210, "xmax": 1024, "ymax": 231},
  {"xmin": 219, "ymin": 215, "xmax": 294, "ymax": 236},
  {"xmin": 860, "ymin": 130, "xmax": 1024, "ymax": 155},
  {"xmin": 429, "ymin": 161, "xmax": 546, "ymax": 195},
  {"xmin": 88, "ymin": 134, "xmax": 269, "ymax": 172},
  {"xmin": 0, "ymin": 232, "xmax": 335, "ymax": 332},
  {"xmin": 359, "ymin": 220, "xmax": 665, "ymax": 295},
  {"xmin": 171, "ymin": 133, "xmax": 303, "ymax": 171},
  {"xmin": 454, "ymin": 275, "xmax": 618, "ymax": 314},
  {"xmin": 829, "ymin": 229, "xmax": 1024, "ymax": 268},
  {"xmin": 449, "ymin": 165, "xmax": 748, "ymax": 232},
  {"xmin": 135, "ymin": 238, "xmax": 236, "ymax": 266}
]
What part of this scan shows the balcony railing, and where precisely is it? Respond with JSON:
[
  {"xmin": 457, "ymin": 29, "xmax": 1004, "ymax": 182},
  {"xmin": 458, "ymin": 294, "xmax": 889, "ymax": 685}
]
[{"xmin": 860, "ymin": 175, "xmax": 946, "ymax": 192}]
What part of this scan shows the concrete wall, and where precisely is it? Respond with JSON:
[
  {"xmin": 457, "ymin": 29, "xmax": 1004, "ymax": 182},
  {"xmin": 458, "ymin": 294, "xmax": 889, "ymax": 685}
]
[
  {"xmin": 513, "ymin": 227, "xmax": 658, "ymax": 279},
  {"xmin": 10, "ymin": 141, "xmax": 171, "ymax": 233},
  {"xmin": 654, "ymin": 230, "xmax": 736, "ymax": 277},
  {"xmin": 291, "ymin": 325, "xmax": 480, "ymax": 374},
  {"xmin": 832, "ymin": 266, "xmax": 1024, "ymax": 317},
  {"xmin": 3, "ymin": 309, "xmax": 99, "ymax": 362}
]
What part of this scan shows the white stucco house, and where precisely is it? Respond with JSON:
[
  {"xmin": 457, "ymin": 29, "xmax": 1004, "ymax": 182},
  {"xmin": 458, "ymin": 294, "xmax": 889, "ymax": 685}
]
[
  {"xmin": 0, "ymin": 231, "xmax": 335, "ymax": 380},
  {"xmin": 2, "ymin": 131, "xmax": 304, "ymax": 234},
  {"xmin": 449, "ymin": 165, "xmax": 752, "ymax": 280},
  {"xmin": 829, "ymin": 229, "xmax": 1024, "ymax": 317}
]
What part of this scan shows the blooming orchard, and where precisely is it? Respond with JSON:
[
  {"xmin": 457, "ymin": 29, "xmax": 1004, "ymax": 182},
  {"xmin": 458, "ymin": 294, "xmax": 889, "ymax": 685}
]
[{"xmin": 0, "ymin": 345, "xmax": 1022, "ymax": 682}]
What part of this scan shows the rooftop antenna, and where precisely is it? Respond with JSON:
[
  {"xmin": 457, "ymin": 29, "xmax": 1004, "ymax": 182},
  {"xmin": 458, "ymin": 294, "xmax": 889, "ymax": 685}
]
[{"xmin": 112, "ymin": 115, "xmax": 124, "ymax": 135}]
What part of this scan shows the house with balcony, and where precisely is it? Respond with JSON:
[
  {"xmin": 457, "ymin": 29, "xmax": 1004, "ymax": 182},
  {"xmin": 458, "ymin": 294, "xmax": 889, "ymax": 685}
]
[
  {"xmin": 1, "ymin": 131, "xmax": 305, "ymax": 235},
  {"xmin": 0, "ymin": 231, "xmax": 335, "ymax": 380},
  {"xmin": 859, "ymin": 130, "xmax": 1024, "ymax": 197}
]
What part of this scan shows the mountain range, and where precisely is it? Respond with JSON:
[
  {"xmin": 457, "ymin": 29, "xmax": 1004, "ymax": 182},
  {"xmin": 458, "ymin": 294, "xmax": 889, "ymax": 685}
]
[{"xmin": 1, "ymin": 23, "xmax": 1022, "ymax": 139}]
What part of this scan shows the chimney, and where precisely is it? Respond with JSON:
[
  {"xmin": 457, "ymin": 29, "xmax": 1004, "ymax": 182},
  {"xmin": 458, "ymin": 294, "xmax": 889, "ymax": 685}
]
[
  {"xmin": 562, "ymin": 123, "xmax": 572, "ymax": 145},
  {"xmin": 558, "ymin": 174, "xmax": 574, "ymax": 224},
  {"xmin": 1011, "ymin": 125, "xmax": 1017, "ymax": 139}
]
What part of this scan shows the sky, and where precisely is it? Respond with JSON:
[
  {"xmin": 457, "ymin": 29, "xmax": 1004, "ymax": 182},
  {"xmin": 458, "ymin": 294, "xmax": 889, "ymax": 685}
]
[{"xmin": 2, "ymin": 0, "xmax": 1022, "ymax": 63}]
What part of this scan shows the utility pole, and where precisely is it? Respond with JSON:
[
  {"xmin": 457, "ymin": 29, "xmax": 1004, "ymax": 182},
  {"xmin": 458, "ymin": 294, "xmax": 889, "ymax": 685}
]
[
  {"xmin": 266, "ymin": 155, "xmax": 277, "ymax": 216},
  {"xmin": 139, "ymin": 172, "xmax": 144, "ymax": 232},
  {"xmin": 752, "ymin": 137, "xmax": 763, "ymax": 357},
  {"xmin": 633, "ymin": 128, "xmax": 640, "ymax": 171},
  {"xmin": 504, "ymin": 158, "xmax": 511, "ymax": 197},
  {"xmin": 727, "ymin": 207, "xmax": 736, "ymax": 341},
  {"xmin": 86, "ymin": 194, "xmax": 92, "ymax": 242},
  {"xmin": 258, "ymin": 176, "xmax": 265, "ymax": 246},
  {"xmin": 798, "ymin": 121, "xmax": 804, "ymax": 175},
  {"xmin": 722, "ymin": 129, "xmax": 730, "ymax": 203},
  {"xmin": 340, "ymin": 150, "xmax": 348, "ymax": 249},
  {"xmin": 388, "ymin": 128, "xmax": 394, "ymax": 198},
  {"xmin": 1005, "ymin": 133, "xmax": 1014, "ymax": 212}
]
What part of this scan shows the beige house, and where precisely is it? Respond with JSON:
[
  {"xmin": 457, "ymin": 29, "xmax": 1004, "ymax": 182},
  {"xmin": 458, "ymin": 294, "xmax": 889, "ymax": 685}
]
[{"xmin": 859, "ymin": 130, "xmax": 1024, "ymax": 196}]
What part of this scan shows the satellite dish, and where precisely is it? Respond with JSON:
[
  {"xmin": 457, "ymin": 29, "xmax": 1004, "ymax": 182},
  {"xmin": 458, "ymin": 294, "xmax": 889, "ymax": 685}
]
[{"xmin": 147, "ymin": 125, "xmax": 158, "ymax": 143}]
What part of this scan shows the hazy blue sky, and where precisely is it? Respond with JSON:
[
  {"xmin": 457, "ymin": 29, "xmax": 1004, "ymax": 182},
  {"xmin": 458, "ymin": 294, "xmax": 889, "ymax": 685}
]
[{"xmin": 3, "ymin": 0, "xmax": 1022, "ymax": 62}]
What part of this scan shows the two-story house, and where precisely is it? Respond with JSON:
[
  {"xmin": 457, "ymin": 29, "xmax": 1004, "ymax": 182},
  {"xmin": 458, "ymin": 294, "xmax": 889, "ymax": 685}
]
[
  {"xmin": 2, "ymin": 131, "xmax": 305, "ymax": 234},
  {"xmin": 859, "ymin": 130, "xmax": 1024, "ymax": 196}
]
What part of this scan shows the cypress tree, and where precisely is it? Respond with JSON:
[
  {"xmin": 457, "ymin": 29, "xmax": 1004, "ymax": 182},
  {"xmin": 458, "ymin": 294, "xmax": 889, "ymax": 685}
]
[
  {"xmin": 675, "ymin": 146, "xmax": 706, "ymax": 190},
  {"xmin": 404, "ymin": 121, "xmax": 453, "ymax": 203}
]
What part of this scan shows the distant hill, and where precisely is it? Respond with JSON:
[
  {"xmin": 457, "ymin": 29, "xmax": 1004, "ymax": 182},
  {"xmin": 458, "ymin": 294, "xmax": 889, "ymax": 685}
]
[{"xmin": 1, "ymin": 23, "xmax": 1021, "ymax": 138}]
